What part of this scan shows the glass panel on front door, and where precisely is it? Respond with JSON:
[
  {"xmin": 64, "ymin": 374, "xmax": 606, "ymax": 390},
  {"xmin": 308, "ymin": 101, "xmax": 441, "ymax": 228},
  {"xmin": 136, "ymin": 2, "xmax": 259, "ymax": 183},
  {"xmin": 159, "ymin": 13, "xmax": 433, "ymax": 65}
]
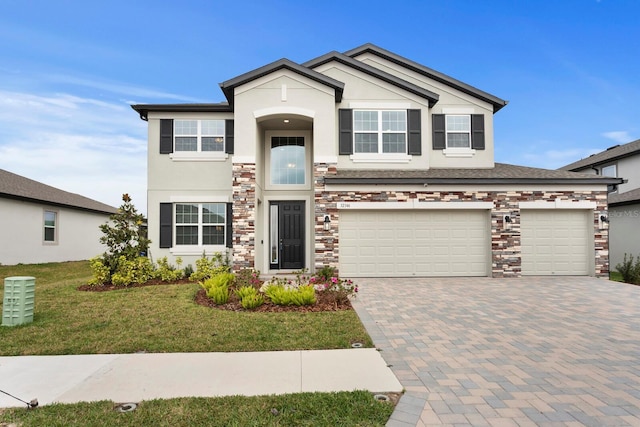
[{"xmin": 269, "ymin": 201, "xmax": 305, "ymax": 270}]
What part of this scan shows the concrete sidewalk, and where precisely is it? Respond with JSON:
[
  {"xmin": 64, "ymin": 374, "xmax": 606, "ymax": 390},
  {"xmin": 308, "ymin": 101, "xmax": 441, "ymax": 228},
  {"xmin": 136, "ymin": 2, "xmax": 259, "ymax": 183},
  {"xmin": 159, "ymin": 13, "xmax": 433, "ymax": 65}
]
[{"xmin": 0, "ymin": 349, "xmax": 402, "ymax": 408}]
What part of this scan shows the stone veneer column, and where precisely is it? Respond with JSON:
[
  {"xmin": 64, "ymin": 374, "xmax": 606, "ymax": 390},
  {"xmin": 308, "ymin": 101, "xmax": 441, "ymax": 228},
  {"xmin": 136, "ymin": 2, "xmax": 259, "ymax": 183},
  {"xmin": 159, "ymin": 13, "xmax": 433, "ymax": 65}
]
[
  {"xmin": 314, "ymin": 163, "xmax": 339, "ymax": 272},
  {"xmin": 232, "ymin": 163, "xmax": 256, "ymax": 270}
]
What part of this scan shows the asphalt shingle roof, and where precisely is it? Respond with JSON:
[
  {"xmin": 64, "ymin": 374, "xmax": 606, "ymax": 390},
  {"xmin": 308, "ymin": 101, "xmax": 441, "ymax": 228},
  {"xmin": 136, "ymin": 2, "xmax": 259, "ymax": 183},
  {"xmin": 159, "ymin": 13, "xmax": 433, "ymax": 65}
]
[
  {"xmin": 0, "ymin": 169, "xmax": 118, "ymax": 215},
  {"xmin": 559, "ymin": 139, "xmax": 640, "ymax": 171},
  {"xmin": 609, "ymin": 188, "xmax": 640, "ymax": 206},
  {"xmin": 325, "ymin": 163, "xmax": 621, "ymax": 185}
]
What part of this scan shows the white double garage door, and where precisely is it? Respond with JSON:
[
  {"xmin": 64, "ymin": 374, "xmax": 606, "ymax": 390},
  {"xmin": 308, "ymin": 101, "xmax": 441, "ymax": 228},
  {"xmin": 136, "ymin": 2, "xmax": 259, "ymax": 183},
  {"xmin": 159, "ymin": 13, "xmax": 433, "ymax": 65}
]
[{"xmin": 339, "ymin": 209, "xmax": 592, "ymax": 277}]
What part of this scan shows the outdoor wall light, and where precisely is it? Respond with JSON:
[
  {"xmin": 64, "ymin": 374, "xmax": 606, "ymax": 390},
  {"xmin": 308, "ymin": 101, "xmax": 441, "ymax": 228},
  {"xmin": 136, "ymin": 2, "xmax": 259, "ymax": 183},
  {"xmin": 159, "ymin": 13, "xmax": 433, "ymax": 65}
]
[
  {"xmin": 600, "ymin": 215, "xmax": 609, "ymax": 223},
  {"xmin": 504, "ymin": 215, "xmax": 512, "ymax": 223},
  {"xmin": 323, "ymin": 215, "xmax": 331, "ymax": 231}
]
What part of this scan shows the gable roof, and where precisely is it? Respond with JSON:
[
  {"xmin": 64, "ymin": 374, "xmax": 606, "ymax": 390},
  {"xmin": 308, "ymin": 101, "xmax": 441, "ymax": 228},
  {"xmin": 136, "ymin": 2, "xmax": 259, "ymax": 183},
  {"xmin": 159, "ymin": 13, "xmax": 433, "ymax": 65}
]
[
  {"xmin": 324, "ymin": 163, "xmax": 622, "ymax": 185},
  {"xmin": 303, "ymin": 51, "xmax": 439, "ymax": 107},
  {"xmin": 132, "ymin": 103, "xmax": 231, "ymax": 121},
  {"xmin": 219, "ymin": 58, "xmax": 345, "ymax": 107},
  {"xmin": 559, "ymin": 139, "xmax": 640, "ymax": 171},
  {"xmin": 0, "ymin": 169, "xmax": 118, "ymax": 215},
  {"xmin": 344, "ymin": 43, "xmax": 508, "ymax": 113}
]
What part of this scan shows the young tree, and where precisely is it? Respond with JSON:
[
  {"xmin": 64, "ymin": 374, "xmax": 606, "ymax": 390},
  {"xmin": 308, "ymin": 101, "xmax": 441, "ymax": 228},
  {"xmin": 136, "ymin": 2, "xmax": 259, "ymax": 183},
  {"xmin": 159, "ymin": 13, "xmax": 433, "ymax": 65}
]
[{"xmin": 99, "ymin": 194, "xmax": 150, "ymax": 274}]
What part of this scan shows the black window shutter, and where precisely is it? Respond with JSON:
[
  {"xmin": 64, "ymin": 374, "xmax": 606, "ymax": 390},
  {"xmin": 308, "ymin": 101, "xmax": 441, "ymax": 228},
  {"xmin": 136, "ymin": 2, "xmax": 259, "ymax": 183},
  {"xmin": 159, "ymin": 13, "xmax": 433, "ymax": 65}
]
[
  {"xmin": 225, "ymin": 203, "xmax": 233, "ymax": 248},
  {"xmin": 160, "ymin": 119, "xmax": 174, "ymax": 154},
  {"xmin": 159, "ymin": 203, "xmax": 173, "ymax": 248},
  {"xmin": 338, "ymin": 109, "xmax": 353, "ymax": 155},
  {"xmin": 407, "ymin": 109, "xmax": 422, "ymax": 155},
  {"xmin": 471, "ymin": 114, "xmax": 485, "ymax": 150},
  {"xmin": 432, "ymin": 114, "xmax": 446, "ymax": 150},
  {"xmin": 225, "ymin": 120, "xmax": 234, "ymax": 154}
]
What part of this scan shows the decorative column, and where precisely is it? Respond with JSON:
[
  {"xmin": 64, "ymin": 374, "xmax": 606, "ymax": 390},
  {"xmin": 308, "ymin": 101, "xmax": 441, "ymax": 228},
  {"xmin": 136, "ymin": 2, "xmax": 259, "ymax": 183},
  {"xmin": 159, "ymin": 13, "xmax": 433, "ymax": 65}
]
[
  {"xmin": 232, "ymin": 163, "xmax": 256, "ymax": 270},
  {"xmin": 314, "ymin": 163, "xmax": 339, "ymax": 272}
]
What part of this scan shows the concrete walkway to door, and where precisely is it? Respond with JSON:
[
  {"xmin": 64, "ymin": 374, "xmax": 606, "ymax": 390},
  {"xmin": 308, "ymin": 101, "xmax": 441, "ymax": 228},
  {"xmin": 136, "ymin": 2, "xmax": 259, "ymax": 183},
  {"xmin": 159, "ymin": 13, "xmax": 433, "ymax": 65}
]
[{"xmin": 351, "ymin": 276, "xmax": 640, "ymax": 426}]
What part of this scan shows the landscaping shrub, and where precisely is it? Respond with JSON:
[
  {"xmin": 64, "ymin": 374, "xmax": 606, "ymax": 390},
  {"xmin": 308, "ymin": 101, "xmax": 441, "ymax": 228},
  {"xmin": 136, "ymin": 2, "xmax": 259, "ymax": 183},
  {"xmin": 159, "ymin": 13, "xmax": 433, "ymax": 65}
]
[
  {"xmin": 155, "ymin": 257, "xmax": 184, "ymax": 282},
  {"xmin": 616, "ymin": 253, "xmax": 640, "ymax": 284},
  {"xmin": 88, "ymin": 256, "xmax": 111, "ymax": 286},
  {"xmin": 110, "ymin": 256, "xmax": 155, "ymax": 286},
  {"xmin": 264, "ymin": 283, "xmax": 316, "ymax": 306},
  {"xmin": 190, "ymin": 253, "xmax": 230, "ymax": 282},
  {"xmin": 200, "ymin": 272, "xmax": 235, "ymax": 304},
  {"xmin": 240, "ymin": 293, "xmax": 264, "ymax": 309},
  {"xmin": 235, "ymin": 268, "xmax": 263, "ymax": 289}
]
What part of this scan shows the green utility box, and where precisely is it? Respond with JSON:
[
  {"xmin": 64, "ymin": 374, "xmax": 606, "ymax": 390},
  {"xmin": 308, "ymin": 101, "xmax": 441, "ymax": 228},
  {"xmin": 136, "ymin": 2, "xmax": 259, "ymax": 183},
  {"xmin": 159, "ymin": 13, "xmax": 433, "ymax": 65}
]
[{"xmin": 2, "ymin": 276, "xmax": 35, "ymax": 326}]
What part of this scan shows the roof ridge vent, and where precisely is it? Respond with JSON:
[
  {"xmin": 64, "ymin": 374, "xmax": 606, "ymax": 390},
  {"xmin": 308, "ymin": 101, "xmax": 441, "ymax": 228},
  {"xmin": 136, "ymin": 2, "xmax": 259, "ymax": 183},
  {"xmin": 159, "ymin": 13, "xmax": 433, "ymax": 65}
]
[{"xmin": 606, "ymin": 144, "xmax": 620, "ymax": 150}]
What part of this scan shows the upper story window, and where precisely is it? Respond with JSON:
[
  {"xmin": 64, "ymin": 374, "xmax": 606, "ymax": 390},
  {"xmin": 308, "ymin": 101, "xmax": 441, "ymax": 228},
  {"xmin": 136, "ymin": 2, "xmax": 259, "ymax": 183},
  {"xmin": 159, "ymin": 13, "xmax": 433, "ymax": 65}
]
[
  {"xmin": 271, "ymin": 136, "xmax": 306, "ymax": 185},
  {"xmin": 44, "ymin": 210, "xmax": 57, "ymax": 243},
  {"xmin": 445, "ymin": 115, "xmax": 471, "ymax": 148},
  {"xmin": 353, "ymin": 110, "xmax": 407, "ymax": 153},
  {"xmin": 601, "ymin": 164, "xmax": 617, "ymax": 177},
  {"xmin": 174, "ymin": 120, "xmax": 225, "ymax": 152}
]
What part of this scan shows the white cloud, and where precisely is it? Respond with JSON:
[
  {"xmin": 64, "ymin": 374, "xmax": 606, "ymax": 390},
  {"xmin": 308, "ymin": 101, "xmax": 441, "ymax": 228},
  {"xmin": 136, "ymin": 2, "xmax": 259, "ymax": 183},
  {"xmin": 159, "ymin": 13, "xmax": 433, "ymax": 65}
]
[
  {"xmin": 0, "ymin": 90, "xmax": 148, "ymax": 214},
  {"xmin": 602, "ymin": 131, "xmax": 632, "ymax": 144}
]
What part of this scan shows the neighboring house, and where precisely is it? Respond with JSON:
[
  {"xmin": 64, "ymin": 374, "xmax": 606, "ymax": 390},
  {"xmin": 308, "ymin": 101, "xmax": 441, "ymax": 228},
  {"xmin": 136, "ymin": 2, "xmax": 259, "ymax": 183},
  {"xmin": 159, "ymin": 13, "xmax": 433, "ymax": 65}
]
[
  {"xmin": 560, "ymin": 139, "xmax": 640, "ymax": 269},
  {"xmin": 0, "ymin": 168, "xmax": 117, "ymax": 265},
  {"xmin": 132, "ymin": 43, "xmax": 620, "ymax": 278}
]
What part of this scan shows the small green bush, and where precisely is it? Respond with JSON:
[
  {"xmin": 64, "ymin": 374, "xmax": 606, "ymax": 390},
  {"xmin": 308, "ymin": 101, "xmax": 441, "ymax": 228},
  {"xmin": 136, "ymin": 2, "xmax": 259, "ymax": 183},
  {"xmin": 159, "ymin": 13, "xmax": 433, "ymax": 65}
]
[
  {"xmin": 235, "ymin": 285, "xmax": 258, "ymax": 300},
  {"xmin": 111, "ymin": 256, "xmax": 154, "ymax": 286},
  {"xmin": 88, "ymin": 256, "xmax": 110, "ymax": 286},
  {"xmin": 616, "ymin": 253, "xmax": 640, "ymax": 284},
  {"xmin": 155, "ymin": 257, "xmax": 184, "ymax": 282},
  {"xmin": 200, "ymin": 272, "xmax": 235, "ymax": 304},
  {"xmin": 241, "ymin": 293, "xmax": 264, "ymax": 309},
  {"xmin": 190, "ymin": 253, "xmax": 230, "ymax": 282},
  {"xmin": 236, "ymin": 269, "xmax": 263, "ymax": 289},
  {"xmin": 264, "ymin": 284, "xmax": 316, "ymax": 306},
  {"xmin": 207, "ymin": 285, "xmax": 230, "ymax": 304}
]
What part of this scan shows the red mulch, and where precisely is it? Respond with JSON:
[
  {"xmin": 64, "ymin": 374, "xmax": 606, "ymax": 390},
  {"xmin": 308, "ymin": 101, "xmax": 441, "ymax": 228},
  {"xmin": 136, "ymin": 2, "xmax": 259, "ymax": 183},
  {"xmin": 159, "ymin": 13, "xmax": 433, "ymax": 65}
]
[{"xmin": 78, "ymin": 281, "xmax": 354, "ymax": 313}]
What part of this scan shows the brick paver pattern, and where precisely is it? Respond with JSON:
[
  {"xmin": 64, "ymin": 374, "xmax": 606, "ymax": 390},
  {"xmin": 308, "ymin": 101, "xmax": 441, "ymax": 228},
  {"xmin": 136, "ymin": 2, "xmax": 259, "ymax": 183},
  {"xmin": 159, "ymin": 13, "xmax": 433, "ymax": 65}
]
[{"xmin": 352, "ymin": 277, "xmax": 640, "ymax": 427}]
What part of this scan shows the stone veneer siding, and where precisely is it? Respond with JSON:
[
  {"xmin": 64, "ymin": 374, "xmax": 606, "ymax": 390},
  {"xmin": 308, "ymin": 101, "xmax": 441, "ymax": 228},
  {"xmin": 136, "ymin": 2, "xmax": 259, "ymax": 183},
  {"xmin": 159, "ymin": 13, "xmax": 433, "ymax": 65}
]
[
  {"xmin": 314, "ymin": 173, "xmax": 609, "ymax": 278},
  {"xmin": 232, "ymin": 163, "xmax": 256, "ymax": 270}
]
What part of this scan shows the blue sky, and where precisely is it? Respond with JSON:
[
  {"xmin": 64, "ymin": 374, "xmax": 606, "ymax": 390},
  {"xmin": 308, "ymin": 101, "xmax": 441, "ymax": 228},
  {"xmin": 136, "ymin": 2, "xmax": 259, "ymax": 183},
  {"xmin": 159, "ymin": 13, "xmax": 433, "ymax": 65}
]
[{"xmin": 1, "ymin": 0, "xmax": 638, "ymax": 215}]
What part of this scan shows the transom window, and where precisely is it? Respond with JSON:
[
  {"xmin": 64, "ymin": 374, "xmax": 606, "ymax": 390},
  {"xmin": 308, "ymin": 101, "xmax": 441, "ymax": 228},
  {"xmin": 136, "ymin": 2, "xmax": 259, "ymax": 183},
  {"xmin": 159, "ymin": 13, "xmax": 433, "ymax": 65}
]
[
  {"xmin": 175, "ymin": 203, "xmax": 225, "ymax": 246},
  {"xmin": 174, "ymin": 120, "xmax": 225, "ymax": 152},
  {"xmin": 270, "ymin": 136, "xmax": 306, "ymax": 185},
  {"xmin": 354, "ymin": 110, "xmax": 407, "ymax": 153},
  {"xmin": 44, "ymin": 210, "xmax": 57, "ymax": 242},
  {"xmin": 446, "ymin": 115, "xmax": 471, "ymax": 148}
]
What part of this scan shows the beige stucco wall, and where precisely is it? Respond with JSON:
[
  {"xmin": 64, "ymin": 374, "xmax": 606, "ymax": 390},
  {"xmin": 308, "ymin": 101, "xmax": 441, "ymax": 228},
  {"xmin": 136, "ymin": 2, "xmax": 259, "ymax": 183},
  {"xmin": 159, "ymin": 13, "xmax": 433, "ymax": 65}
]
[
  {"xmin": 609, "ymin": 203, "xmax": 640, "ymax": 269},
  {"xmin": 0, "ymin": 198, "xmax": 109, "ymax": 265},
  {"xmin": 614, "ymin": 156, "xmax": 640, "ymax": 194},
  {"xmin": 313, "ymin": 57, "xmax": 496, "ymax": 170}
]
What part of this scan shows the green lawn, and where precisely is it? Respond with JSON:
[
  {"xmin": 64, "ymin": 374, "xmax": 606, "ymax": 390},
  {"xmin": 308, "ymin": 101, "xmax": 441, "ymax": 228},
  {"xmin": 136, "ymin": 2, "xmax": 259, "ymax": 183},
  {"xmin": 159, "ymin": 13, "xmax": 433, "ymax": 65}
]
[
  {"xmin": 0, "ymin": 392, "xmax": 395, "ymax": 427},
  {"xmin": 0, "ymin": 261, "xmax": 372, "ymax": 355},
  {"xmin": 0, "ymin": 261, "xmax": 392, "ymax": 426}
]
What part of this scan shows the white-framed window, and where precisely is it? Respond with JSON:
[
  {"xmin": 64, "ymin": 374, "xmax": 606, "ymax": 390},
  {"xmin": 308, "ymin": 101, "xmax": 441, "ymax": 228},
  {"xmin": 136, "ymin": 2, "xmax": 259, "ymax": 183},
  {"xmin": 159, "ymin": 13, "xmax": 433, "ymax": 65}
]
[
  {"xmin": 174, "ymin": 120, "xmax": 225, "ymax": 152},
  {"xmin": 43, "ymin": 210, "xmax": 57, "ymax": 243},
  {"xmin": 353, "ymin": 110, "xmax": 407, "ymax": 154},
  {"xmin": 601, "ymin": 164, "xmax": 617, "ymax": 177},
  {"xmin": 271, "ymin": 136, "xmax": 306, "ymax": 185},
  {"xmin": 175, "ymin": 203, "xmax": 226, "ymax": 246},
  {"xmin": 446, "ymin": 115, "xmax": 471, "ymax": 148}
]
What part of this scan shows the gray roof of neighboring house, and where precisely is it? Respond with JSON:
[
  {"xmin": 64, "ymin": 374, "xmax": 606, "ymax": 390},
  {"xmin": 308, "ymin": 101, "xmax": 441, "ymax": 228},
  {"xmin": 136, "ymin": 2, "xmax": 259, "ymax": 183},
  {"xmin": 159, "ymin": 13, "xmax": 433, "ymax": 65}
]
[
  {"xmin": 324, "ymin": 163, "xmax": 622, "ymax": 185},
  {"xmin": 559, "ymin": 139, "xmax": 640, "ymax": 171},
  {"xmin": 0, "ymin": 169, "xmax": 118, "ymax": 215},
  {"xmin": 609, "ymin": 188, "xmax": 640, "ymax": 206}
]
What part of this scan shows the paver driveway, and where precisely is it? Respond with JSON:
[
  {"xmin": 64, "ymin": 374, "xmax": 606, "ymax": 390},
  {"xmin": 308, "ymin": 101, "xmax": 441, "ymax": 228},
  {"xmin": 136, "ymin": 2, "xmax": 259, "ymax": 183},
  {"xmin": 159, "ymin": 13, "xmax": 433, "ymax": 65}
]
[{"xmin": 351, "ymin": 276, "xmax": 640, "ymax": 427}]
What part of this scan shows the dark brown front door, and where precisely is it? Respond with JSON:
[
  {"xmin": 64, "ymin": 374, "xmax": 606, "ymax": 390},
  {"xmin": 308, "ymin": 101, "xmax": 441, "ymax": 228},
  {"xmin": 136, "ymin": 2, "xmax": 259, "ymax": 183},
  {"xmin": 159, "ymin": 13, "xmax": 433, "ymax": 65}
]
[{"xmin": 270, "ymin": 201, "xmax": 304, "ymax": 270}]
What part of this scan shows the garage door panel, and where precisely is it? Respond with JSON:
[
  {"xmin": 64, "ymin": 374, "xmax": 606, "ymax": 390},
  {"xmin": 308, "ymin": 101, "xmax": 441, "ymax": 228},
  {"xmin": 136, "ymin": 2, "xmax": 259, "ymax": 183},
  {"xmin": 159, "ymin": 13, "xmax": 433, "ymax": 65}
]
[
  {"xmin": 521, "ymin": 210, "xmax": 591, "ymax": 276},
  {"xmin": 340, "ymin": 210, "xmax": 489, "ymax": 277}
]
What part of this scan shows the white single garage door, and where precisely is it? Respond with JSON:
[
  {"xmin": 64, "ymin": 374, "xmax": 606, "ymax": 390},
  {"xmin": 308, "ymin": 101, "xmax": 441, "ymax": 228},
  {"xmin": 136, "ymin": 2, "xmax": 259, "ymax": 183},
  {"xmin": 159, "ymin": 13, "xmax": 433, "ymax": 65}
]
[
  {"xmin": 339, "ymin": 210, "xmax": 490, "ymax": 277},
  {"xmin": 520, "ymin": 210, "xmax": 591, "ymax": 275}
]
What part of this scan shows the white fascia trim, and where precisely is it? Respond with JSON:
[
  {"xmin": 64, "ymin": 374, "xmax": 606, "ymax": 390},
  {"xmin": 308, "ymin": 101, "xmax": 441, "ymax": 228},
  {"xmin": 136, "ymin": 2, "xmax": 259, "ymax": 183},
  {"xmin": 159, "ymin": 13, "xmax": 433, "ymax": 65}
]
[
  {"xmin": 348, "ymin": 102, "xmax": 412, "ymax": 109},
  {"xmin": 442, "ymin": 148, "xmax": 476, "ymax": 158},
  {"xmin": 519, "ymin": 200, "xmax": 597, "ymax": 209},
  {"xmin": 170, "ymin": 152, "xmax": 228, "ymax": 162},
  {"xmin": 232, "ymin": 156, "xmax": 256, "ymax": 164},
  {"xmin": 350, "ymin": 153, "xmax": 412, "ymax": 163},
  {"xmin": 170, "ymin": 245, "xmax": 227, "ymax": 256},
  {"xmin": 314, "ymin": 156, "xmax": 338, "ymax": 164},
  {"xmin": 170, "ymin": 196, "xmax": 230, "ymax": 203},
  {"xmin": 337, "ymin": 200, "xmax": 493, "ymax": 210},
  {"xmin": 254, "ymin": 106, "xmax": 315, "ymax": 119}
]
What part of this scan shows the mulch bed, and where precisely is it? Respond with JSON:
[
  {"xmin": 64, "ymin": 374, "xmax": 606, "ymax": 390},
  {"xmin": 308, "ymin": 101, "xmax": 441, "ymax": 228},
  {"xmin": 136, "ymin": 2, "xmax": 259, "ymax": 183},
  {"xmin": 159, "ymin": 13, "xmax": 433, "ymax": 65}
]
[{"xmin": 78, "ymin": 280, "xmax": 354, "ymax": 313}]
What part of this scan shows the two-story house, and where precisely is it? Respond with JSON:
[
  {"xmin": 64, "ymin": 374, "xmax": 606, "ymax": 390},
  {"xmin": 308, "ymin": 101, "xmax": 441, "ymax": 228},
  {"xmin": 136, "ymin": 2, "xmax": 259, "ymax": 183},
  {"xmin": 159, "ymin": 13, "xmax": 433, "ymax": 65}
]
[
  {"xmin": 560, "ymin": 139, "xmax": 640, "ymax": 269},
  {"xmin": 133, "ymin": 44, "xmax": 620, "ymax": 278}
]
